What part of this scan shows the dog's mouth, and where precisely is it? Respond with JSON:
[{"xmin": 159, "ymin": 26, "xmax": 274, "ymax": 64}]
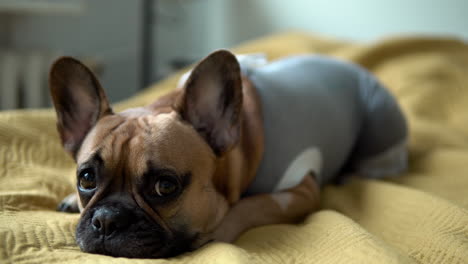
[
  {"xmin": 76, "ymin": 220, "xmax": 168, "ymax": 258},
  {"xmin": 84, "ymin": 238, "xmax": 177, "ymax": 259},
  {"xmin": 84, "ymin": 238, "xmax": 167, "ymax": 258},
  {"xmin": 77, "ymin": 229, "xmax": 200, "ymax": 258},
  {"xmin": 75, "ymin": 205, "xmax": 201, "ymax": 258}
]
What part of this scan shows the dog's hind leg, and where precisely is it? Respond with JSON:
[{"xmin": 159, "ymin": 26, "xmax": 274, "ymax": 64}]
[
  {"xmin": 353, "ymin": 139, "xmax": 408, "ymax": 179},
  {"xmin": 348, "ymin": 72, "xmax": 408, "ymax": 179}
]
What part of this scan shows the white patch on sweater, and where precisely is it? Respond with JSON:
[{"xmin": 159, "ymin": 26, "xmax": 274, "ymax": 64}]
[{"xmin": 274, "ymin": 147, "xmax": 323, "ymax": 191}]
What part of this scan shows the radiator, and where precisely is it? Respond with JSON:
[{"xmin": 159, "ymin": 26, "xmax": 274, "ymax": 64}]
[{"xmin": 0, "ymin": 51, "xmax": 60, "ymax": 110}]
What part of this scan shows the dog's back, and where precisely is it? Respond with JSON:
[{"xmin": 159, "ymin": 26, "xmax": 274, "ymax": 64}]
[{"xmin": 243, "ymin": 56, "xmax": 408, "ymax": 194}]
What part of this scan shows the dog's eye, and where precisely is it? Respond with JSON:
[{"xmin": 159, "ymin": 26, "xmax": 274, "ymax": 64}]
[
  {"xmin": 79, "ymin": 169, "xmax": 96, "ymax": 190},
  {"xmin": 155, "ymin": 178, "xmax": 177, "ymax": 197}
]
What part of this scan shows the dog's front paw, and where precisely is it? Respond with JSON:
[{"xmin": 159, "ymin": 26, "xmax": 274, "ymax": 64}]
[
  {"xmin": 212, "ymin": 218, "xmax": 244, "ymax": 243},
  {"xmin": 57, "ymin": 193, "xmax": 80, "ymax": 213},
  {"xmin": 212, "ymin": 229, "xmax": 238, "ymax": 243}
]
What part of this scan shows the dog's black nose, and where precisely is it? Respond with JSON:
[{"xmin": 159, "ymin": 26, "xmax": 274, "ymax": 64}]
[{"xmin": 91, "ymin": 207, "xmax": 131, "ymax": 236}]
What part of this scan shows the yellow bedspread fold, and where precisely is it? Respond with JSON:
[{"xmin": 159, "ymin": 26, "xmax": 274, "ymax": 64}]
[{"xmin": 1, "ymin": 32, "xmax": 467, "ymax": 264}]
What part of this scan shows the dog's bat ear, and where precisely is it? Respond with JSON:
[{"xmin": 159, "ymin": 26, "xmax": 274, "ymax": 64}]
[
  {"xmin": 177, "ymin": 50, "xmax": 243, "ymax": 156},
  {"xmin": 49, "ymin": 57, "xmax": 113, "ymax": 158}
]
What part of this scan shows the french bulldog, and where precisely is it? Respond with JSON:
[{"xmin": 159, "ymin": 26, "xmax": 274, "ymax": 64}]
[{"xmin": 50, "ymin": 50, "xmax": 407, "ymax": 258}]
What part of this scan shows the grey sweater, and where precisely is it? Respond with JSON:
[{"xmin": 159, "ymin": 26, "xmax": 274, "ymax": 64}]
[{"xmin": 242, "ymin": 55, "xmax": 407, "ymax": 194}]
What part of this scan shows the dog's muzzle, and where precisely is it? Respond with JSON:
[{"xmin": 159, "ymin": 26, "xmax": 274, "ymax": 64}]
[{"xmin": 76, "ymin": 201, "xmax": 171, "ymax": 258}]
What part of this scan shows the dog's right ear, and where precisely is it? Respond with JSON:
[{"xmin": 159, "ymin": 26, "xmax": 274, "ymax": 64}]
[{"xmin": 49, "ymin": 57, "xmax": 113, "ymax": 158}]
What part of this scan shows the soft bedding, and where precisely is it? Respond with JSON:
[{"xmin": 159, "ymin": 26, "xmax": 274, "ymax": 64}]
[{"xmin": 0, "ymin": 32, "xmax": 467, "ymax": 264}]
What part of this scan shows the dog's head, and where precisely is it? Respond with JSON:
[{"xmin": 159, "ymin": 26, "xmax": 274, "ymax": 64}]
[{"xmin": 49, "ymin": 50, "xmax": 243, "ymax": 258}]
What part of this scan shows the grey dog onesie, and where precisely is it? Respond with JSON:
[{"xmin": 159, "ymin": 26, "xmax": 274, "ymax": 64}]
[{"xmin": 240, "ymin": 55, "xmax": 408, "ymax": 194}]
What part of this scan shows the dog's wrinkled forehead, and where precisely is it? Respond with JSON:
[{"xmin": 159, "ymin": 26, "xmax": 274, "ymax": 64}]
[{"xmin": 76, "ymin": 109, "xmax": 215, "ymax": 178}]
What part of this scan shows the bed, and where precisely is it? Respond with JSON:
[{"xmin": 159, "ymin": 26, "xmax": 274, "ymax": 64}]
[{"xmin": 0, "ymin": 32, "xmax": 467, "ymax": 263}]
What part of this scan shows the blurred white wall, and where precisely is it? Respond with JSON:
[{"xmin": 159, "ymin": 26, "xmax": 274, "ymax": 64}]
[
  {"xmin": 154, "ymin": 0, "xmax": 467, "ymax": 77},
  {"xmin": 222, "ymin": 0, "xmax": 468, "ymax": 43}
]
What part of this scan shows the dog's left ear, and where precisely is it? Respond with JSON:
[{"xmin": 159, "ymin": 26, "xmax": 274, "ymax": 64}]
[{"xmin": 177, "ymin": 50, "xmax": 243, "ymax": 156}]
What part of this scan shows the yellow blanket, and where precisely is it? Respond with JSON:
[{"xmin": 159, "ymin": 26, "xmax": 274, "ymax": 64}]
[{"xmin": 1, "ymin": 32, "xmax": 467, "ymax": 264}]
